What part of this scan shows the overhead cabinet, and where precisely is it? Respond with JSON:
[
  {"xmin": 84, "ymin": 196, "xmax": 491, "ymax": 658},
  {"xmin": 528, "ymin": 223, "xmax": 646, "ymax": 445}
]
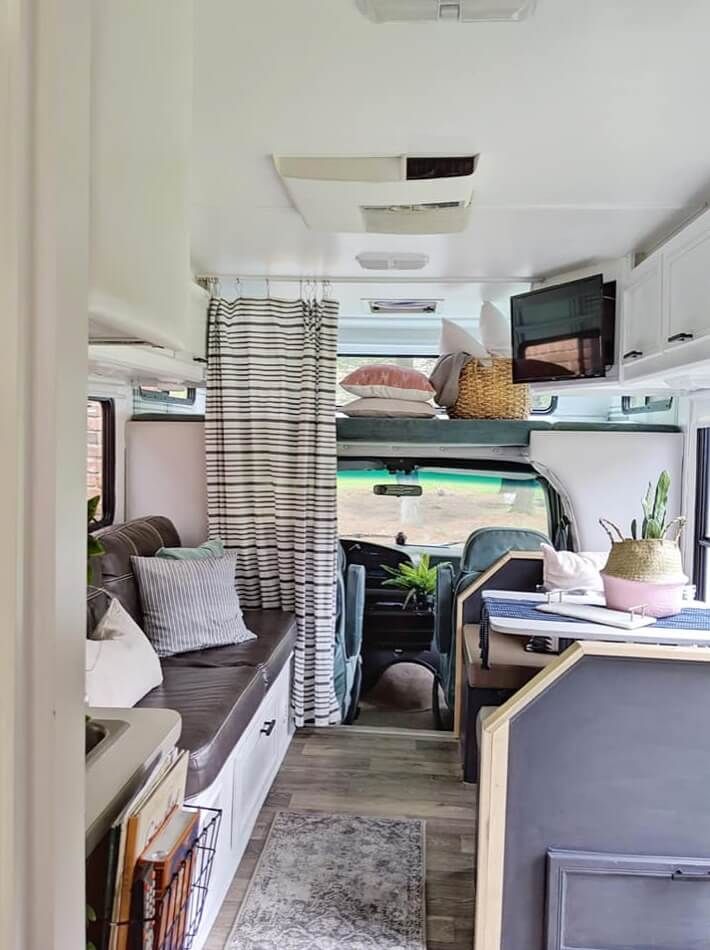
[
  {"xmin": 90, "ymin": 0, "xmax": 206, "ymax": 356},
  {"xmin": 622, "ymin": 207, "xmax": 710, "ymax": 382},
  {"xmin": 663, "ymin": 215, "xmax": 710, "ymax": 347},
  {"xmin": 622, "ymin": 254, "xmax": 663, "ymax": 365}
]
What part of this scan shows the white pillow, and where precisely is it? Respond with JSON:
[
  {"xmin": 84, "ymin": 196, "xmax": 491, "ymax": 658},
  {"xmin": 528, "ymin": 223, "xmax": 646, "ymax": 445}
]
[
  {"xmin": 341, "ymin": 397, "xmax": 437, "ymax": 418},
  {"xmin": 480, "ymin": 301, "xmax": 512, "ymax": 357},
  {"xmin": 540, "ymin": 543, "xmax": 607, "ymax": 592},
  {"xmin": 439, "ymin": 318, "xmax": 489, "ymax": 359},
  {"xmin": 86, "ymin": 598, "xmax": 163, "ymax": 707}
]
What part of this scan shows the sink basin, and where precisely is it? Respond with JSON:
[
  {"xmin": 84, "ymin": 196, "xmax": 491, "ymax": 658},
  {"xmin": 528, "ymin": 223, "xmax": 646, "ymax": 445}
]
[{"xmin": 85, "ymin": 717, "xmax": 128, "ymax": 765}]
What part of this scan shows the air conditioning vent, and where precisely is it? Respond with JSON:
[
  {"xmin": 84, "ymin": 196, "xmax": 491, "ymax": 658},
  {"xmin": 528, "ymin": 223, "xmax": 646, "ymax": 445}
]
[
  {"xmin": 274, "ymin": 152, "xmax": 477, "ymax": 233},
  {"xmin": 356, "ymin": 0, "xmax": 536, "ymax": 22},
  {"xmin": 356, "ymin": 252, "xmax": 429, "ymax": 270},
  {"xmin": 361, "ymin": 200, "xmax": 471, "ymax": 234},
  {"xmin": 370, "ymin": 299, "xmax": 438, "ymax": 314},
  {"xmin": 407, "ymin": 155, "xmax": 477, "ymax": 180}
]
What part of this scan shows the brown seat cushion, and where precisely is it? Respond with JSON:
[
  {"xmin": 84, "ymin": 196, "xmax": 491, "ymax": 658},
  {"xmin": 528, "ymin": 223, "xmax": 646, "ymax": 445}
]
[
  {"xmin": 93, "ymin": 516, "xmax": 181, "ymax": 630},
  {"xmin": 138, "ymin": 665, "xmax": 267, "ymax": 798},
  {"xmin": 161, "ymin": 609, "xmax": 297, "ymax": 687}
]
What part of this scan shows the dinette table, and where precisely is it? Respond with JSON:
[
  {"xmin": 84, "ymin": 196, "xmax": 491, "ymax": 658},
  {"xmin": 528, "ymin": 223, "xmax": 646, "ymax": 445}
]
[{"xmin": 481, "ymin": 589, "xmax": 710, "ymax": 647}]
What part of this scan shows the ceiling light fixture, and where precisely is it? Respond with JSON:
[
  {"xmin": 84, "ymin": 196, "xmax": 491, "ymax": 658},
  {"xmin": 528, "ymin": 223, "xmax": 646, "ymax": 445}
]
[{"xmin": 356, "ymin": 0, "xmax": 536, "ymax": 22}]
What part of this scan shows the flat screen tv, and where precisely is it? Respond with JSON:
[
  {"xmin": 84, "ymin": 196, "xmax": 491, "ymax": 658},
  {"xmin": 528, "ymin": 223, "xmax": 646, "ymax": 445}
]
[{"xmin": 510, "ymin": 274, "xmax": 616, "ymax": 384}]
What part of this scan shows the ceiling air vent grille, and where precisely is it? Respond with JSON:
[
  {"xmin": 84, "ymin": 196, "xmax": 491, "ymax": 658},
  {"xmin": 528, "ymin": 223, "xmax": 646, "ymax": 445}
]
[
  {"xmin": 407, "ymin": 155, "xmax": 477, "ymax": 180},
  {"xmin": 356, "ymin": 0, "xmax": 536, "ymax": 22},
  {"xmin": 356, "ymin": 252, "xmax": 429, "ymax": 270},
  {"xmin": 361, "ymin": 200, "xmax": 471, "ymax": 234}
]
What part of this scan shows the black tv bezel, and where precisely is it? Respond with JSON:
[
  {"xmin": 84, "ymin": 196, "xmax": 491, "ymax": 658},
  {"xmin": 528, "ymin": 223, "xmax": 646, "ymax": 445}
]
[{"xmin": 510, "ymin": 273, "xmax": 616, "ymax": 385}]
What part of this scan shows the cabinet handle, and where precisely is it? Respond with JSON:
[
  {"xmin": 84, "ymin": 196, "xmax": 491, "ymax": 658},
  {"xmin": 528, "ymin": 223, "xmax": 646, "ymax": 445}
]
[
  {"xmin": 261, "ymin": 719, "xmax": 276, "ymax": 736},
  {"xmin": 623, "ymin": 349, "xmax": 643, "ymax": 359},
  {"xmin": 667, "ymin": 331, "xmax": 694, "ymax": 343},
  {"xmin": 672, "ymin": 868, "xmax": 710, "ymax": 881}
]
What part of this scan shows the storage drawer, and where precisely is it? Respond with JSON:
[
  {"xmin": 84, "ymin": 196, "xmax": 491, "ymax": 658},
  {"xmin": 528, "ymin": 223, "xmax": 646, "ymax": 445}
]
[{"xmin": 233, "ymin": 663, "xmax": 291, "ymax": 848}]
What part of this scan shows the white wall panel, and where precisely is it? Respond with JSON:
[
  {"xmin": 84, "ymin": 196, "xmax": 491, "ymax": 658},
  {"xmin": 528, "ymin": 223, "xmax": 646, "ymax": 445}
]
[
  {"xmin": 126, "ymin": 421, "xmax": 208, "ymax": 546},
  {"xmin": 530, "ymin": 430, "xmax": 684, "ymax": 553}
]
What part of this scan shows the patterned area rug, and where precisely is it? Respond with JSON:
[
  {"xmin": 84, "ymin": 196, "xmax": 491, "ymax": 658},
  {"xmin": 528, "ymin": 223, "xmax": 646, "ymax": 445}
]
[{"xmin": 227, "ymin": 811, "xmax": 426, "ymax": 950}]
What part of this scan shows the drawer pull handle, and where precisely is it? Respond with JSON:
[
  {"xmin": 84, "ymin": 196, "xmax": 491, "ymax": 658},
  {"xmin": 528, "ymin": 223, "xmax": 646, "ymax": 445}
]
[
  {"xmin": 672, "ymin": 868, "xmax": 710, "ymax": 881},
  {"xmin": 668, "ymin": 331, "xmax": 694, "ymax": 343},
  {"xmin": 623, "ymin": 349, "xmax": 643, "ymax": 359},
  {"xmin": 261, "ymin": 719, "xmax": 276, "ymax": 736}
]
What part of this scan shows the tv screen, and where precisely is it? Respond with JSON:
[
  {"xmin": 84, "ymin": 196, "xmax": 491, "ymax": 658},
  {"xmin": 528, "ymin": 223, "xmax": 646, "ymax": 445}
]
[{"xmin": 510, "ymin": 275, "xmax": 616, "ymax": 384}]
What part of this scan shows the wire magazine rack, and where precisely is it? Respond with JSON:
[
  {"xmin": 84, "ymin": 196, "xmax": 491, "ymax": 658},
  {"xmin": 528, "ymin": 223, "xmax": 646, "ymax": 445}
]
[{"xmin": 99, "ymin": 806, "xmax": 222, "ymax": 950}]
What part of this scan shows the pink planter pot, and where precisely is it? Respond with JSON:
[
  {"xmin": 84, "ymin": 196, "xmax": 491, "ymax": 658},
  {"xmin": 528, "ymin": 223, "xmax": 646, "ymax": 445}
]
[{"xmin": 601, "ymin": 572, "xmax": 687, "ymax": 619}]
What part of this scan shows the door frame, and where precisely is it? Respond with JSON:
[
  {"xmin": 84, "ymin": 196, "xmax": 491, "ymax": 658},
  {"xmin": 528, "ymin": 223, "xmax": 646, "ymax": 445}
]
[{"xmin": 0, "ymin": 1, "xmax": 90, "ymax": 946}]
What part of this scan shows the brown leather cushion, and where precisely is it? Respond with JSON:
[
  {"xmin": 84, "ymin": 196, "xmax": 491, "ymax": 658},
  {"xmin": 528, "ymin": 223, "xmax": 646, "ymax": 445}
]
[
  {"xmin": 138, "ymin": 665, "xmax": 267, "ymax": 798},
  {"xmin": 93, "ymin": 517, "xmax": 181, "ymax": 630},
  {"xmin": 162, "ymin": 609, "xmax": 297, "ymax": 688}
]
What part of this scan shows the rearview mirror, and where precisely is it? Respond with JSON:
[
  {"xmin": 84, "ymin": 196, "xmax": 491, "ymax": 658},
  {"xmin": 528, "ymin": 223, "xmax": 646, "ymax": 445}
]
[{"xmin": 373, "ymin": 484, "xmax": 423, "ymax": 497}]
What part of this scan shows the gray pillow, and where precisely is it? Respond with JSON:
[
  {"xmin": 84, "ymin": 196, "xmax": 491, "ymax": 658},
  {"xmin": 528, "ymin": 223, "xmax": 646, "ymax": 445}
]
[{"xmin": 131, "ymin": 555, "xmax": 255, "ymax": 657}]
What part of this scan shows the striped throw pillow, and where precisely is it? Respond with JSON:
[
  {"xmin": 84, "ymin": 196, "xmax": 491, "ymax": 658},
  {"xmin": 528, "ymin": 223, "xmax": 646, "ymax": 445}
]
[{"xmin": 131, "ymin": 555, "xmax": 256, "ymax": 657}]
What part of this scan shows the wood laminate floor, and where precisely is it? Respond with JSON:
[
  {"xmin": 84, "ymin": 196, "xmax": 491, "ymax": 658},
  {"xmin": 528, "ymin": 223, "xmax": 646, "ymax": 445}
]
[{"xmin": 205, "ymin": 728, "xmax": 477, "ymax": 950}]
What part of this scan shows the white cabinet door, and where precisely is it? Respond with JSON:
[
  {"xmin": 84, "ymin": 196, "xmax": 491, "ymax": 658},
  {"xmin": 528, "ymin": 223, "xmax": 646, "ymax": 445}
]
[
  {"xmin": 622, "ymin": 256, "xmax": 663, "ymax": 364},
  {"xmin": 663, "ymin": 212, "xmax": 710, "ymax": 349}
]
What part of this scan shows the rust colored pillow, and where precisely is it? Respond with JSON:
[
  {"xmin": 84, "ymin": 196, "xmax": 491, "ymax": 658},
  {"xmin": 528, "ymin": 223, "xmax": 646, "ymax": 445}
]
[{"xmin": 341, "ymin": 364, "xmax": 434, "ymax": 402}]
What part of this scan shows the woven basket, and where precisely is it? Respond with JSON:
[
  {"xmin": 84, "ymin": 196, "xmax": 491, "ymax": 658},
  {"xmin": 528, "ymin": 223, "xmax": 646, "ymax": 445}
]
[
  {"xmin": 450, "ymin": 357, "xmax": 530, "ymax": 420},
  {"xmin": 599, "ymin": 518, "xmax": 686, "ymax": 582}
]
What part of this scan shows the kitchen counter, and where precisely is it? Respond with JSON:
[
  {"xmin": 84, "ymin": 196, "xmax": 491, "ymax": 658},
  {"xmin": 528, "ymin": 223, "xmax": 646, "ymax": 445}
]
[{"xmin": 85, "ymin": 705, "xmax": 181, "ymax": 855}]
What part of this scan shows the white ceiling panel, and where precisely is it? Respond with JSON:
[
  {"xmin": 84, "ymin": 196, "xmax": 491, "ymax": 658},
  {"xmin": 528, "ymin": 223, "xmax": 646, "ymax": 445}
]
[{"xmin": 192, "ymin": 0, "xmax": 710, "ymax": 280}]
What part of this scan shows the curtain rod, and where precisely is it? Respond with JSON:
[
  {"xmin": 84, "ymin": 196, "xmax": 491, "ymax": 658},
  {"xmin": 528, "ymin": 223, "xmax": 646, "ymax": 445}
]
[{"xmin": 195, "ymin": 273, "xmax": 535, "ymax": 286}]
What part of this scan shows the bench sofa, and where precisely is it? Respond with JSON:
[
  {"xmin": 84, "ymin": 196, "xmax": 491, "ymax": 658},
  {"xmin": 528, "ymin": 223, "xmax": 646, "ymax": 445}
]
[{"xmin": 87, "ymin": 516, "xmax": 297, "ymax": 948}]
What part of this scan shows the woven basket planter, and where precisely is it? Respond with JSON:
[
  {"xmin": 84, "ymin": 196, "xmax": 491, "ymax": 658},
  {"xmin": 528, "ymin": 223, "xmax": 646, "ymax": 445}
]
[
  {"xmin": 450, "ymin": 357, "xmax": 530, "ymax": 420},
  {"xmin": 599, "ymin": 518, "xmax": 686, "ymax": 583},
  {"xmin": 599, "ymin": 517, "xmax": 687, "ymax": 617}
]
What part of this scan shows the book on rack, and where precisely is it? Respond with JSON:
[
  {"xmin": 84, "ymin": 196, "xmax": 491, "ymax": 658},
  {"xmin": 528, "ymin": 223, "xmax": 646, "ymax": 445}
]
[
  {"xmin": 102, "ymin": 749, "xmax": 180, "ymax": 950},
  {"xmin": 134, "ymin": 808, "xmax": 200, "ymax": 950},
  {"xmin": 109, "ymin": 749, "xmax": 189, "ymax": 950}
]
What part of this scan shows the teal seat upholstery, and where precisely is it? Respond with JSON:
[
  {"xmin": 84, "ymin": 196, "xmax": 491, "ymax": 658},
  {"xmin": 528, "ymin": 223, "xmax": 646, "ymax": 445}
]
[
  {"xmin": 460, "ymin": 527, "xmax": 549, "ymax": 576},
  {"xmin": 432, "ymin": 527, "xmax": 549, "ymax": 727},
  {"xmin": 333, "ymin": 547, "xmax": 365, "ymax": 723}
]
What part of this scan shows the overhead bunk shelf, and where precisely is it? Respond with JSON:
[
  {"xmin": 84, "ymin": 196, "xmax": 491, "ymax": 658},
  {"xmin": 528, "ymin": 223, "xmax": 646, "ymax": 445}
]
[{"xmin": 336, "ymin": 417, "xmax": 680, "ymax": 447}]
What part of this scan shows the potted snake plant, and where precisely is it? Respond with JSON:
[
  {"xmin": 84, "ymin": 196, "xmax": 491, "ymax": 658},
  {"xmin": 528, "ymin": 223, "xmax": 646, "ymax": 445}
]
[{"xmin": 600, "ymin": 470, "xmax": 687, "ymax": 618}]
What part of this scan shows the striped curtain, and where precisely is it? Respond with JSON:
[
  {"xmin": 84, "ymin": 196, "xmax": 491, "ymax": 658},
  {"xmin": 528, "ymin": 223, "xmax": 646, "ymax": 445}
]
[{"xmin": 205, "ymin": 296, "xmax": 341, "ymax": 726}]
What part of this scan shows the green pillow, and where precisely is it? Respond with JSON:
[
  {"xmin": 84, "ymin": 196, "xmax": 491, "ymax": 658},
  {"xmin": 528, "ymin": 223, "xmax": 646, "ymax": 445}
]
[{"xmin": 156, "ymin": 538, "xmax": 226, "ymax": 560}]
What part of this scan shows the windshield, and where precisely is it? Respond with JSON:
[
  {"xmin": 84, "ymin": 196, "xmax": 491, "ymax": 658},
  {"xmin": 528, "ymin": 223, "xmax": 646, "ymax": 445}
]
[{"xmin": 337, "ymin": 467, "xmax": 549, "ymax": 548}]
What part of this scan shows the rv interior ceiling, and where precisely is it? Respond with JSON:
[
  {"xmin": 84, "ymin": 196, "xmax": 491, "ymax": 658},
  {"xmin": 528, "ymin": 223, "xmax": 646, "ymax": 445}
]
[{"xmin": 7, "ymin": 2, "xmax": 710, "ymax": 950}]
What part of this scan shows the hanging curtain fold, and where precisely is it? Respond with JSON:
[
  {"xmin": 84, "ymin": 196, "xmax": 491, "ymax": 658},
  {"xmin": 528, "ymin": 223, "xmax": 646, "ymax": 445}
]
[{"xmin": 205, "ymin": 295, "xmax": 341, "ymax": 726}]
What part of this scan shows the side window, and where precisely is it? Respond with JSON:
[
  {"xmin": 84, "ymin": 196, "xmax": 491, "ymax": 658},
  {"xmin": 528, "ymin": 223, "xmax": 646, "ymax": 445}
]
[
  {"xmin": 132, "ymin": 386, "xmax": 206, "ymax": 416},
  {"xmin": 87, "ymin": 397, "xmax": 115, "ymax": 528},
  {"xmin": 621, "ymin": 395, "xmax": 674, "ymax": 415},
  {"xmin": 530, "ymin": 394, "xmax": 559, "ymax": 415}
]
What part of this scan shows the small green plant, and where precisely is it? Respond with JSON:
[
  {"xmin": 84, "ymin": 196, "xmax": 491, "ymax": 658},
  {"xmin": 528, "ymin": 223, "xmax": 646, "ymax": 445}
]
[
  {"xmin": 87, "ymin": 495, "xmax": 105, "ymax": 583},
  {"xmin": 630, "ymin": 470, "xmax": 671, "ymax": 540},
  {"xmin": 381, "ymin": 554, "xmax": 445, "ymax": 610}
]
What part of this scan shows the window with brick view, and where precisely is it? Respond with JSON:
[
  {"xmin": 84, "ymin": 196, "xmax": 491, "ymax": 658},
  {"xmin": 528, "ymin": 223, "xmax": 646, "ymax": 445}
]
[{"xmin": 86, "ymin": 399, "xmax": 104, "ymax": 520}]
